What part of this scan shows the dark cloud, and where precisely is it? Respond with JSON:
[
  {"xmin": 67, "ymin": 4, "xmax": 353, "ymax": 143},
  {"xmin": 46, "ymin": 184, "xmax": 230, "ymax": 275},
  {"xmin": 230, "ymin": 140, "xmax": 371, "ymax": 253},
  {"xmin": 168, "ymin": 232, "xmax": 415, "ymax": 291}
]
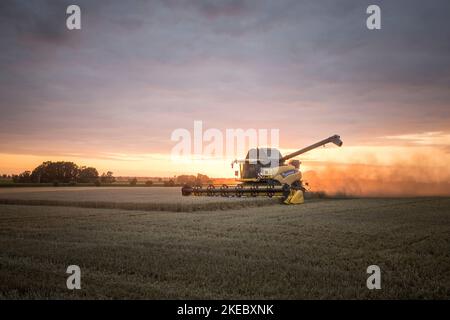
[
  {"xmin": 165, "ymin": 0, "xmax": 250, "ymax": 19},
  {"xmin": 0, "ymin": 0, "xmax": 77, "ymax": 45},
  {"xmin": 0, "ymin": 0, "xmax": 449, "ymax": 155}
]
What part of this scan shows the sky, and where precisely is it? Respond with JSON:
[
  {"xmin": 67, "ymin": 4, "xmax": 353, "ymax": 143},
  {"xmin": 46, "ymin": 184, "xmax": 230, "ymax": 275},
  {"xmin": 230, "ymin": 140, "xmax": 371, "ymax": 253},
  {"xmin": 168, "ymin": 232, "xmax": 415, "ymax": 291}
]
[{"xmin": 0, "ymin": 0, "xmax": 449, "ymax": 177}]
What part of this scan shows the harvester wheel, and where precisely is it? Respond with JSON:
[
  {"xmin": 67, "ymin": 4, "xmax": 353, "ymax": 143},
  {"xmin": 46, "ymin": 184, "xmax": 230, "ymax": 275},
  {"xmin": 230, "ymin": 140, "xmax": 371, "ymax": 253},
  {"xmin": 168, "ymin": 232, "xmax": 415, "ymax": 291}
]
[
  {"xmin": 292, "ymin": 180, "xmax": 306, "ymax": 192},
  {"xmin": 281, "ymin": 184, "xmax": 291, "ymax": 201}
]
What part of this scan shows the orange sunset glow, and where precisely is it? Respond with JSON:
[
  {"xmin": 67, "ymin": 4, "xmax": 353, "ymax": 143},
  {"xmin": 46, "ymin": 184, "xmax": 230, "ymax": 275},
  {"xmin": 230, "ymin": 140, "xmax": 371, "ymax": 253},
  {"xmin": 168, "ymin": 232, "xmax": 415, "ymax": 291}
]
[{"xmin": 1, "ymin": 1, "xmax": 449, "ymax": 196}]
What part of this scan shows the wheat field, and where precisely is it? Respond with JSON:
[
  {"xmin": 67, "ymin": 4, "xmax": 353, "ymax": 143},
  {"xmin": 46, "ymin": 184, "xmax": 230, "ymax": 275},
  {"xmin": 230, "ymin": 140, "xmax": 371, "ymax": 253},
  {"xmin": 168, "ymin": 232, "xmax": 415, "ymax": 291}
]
[{"xmin": 0, "ymin": 187, "xmax": 449, "ymax": 299}]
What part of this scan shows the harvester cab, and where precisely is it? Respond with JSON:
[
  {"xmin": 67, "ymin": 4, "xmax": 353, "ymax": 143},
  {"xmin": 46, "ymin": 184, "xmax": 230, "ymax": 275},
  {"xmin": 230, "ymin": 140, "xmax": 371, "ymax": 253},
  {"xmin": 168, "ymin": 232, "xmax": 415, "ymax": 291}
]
[
  {"xmin": 182, "ymin": 134, "xmax": 343, "ymax": 204},
  {"xmin": 232, "ymin": 148, "xmax": 282, "ymax": 181}
]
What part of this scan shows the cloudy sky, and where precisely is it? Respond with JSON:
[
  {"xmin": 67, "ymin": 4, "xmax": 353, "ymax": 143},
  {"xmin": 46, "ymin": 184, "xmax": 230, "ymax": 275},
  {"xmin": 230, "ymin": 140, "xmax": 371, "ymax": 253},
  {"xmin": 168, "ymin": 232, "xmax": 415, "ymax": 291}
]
[{"xmin": 1, "ymin": 0, "xmax": 449, "ymax": 176}]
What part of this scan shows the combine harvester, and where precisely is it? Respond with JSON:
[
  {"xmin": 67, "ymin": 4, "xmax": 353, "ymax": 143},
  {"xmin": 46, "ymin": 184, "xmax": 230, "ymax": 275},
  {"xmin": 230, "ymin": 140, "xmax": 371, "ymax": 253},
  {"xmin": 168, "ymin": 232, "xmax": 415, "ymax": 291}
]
[{"xmin": 181, "ymin": 135, "xmax": 343, "ymax": 204}]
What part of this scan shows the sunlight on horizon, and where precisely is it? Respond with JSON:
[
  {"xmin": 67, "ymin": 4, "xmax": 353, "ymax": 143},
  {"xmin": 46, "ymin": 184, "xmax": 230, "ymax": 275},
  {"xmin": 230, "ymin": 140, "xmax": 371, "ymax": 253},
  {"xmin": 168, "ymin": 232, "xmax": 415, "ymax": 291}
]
[{"xmin": 2, "ymin": 141, "xmax": 449, "ymax": 178}]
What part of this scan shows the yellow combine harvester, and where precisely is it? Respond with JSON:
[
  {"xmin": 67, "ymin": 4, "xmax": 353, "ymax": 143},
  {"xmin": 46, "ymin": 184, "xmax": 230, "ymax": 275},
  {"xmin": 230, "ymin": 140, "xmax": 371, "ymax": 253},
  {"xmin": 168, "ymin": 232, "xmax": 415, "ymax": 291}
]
[{"xmin": 181, "ymin": 135, "xmax": 343, "ymax": 204}]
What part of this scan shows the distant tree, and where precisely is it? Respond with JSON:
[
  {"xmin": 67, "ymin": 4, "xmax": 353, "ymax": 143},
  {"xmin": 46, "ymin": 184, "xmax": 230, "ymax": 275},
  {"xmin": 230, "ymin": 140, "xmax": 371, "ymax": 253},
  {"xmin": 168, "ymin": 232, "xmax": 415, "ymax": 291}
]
[
  {"xmin": 31, "ymin": 161, "xmax": 79, "ymax": 183},
  {"xmin": 176, "ymin": 174, "xmax": 210, "ymax": 186},
  {"xmin": 164, "ymin": 179, "xmax": 175, "ymax": 187},
  {"xmin": 195, "ymin": 173, "xmax": 210, "ymax": 185},
  {"xmin": 12, "ymin": 171, "xmax": 32, "ymax": 183},
  {"xmin": 100, "ymin": 171, "xmax": 116, "ymax": 184},
  {"xmin": 10, "ymin": 161, "xmax": 111, "ymax": 185},
  {"xmin": 145, "ymin": 180, "xmax": 153, "ymax": 186},
  {"xmin": 129, "ymin": 177, "xmax": 138, "ymax": 186},
  {"xmin": 176, "ymin": 175, "xmax": 197, "ymax": 185},
  {"xmin": 77, "ymin": 166, "xmax": 99, "ymax": 183}
]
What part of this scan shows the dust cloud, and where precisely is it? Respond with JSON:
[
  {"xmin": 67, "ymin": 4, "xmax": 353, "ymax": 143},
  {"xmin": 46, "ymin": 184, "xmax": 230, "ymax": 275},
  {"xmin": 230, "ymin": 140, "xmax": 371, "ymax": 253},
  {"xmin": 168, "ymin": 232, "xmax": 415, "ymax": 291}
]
[{"xmin": 302, "ymin": 151, "xmax": 450, "ymax": 197}]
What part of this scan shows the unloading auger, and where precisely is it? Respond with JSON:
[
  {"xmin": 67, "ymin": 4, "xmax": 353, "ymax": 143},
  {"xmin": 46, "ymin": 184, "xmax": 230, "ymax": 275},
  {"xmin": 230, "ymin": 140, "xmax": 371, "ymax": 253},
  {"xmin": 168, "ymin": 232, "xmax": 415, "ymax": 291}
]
[{"xmin": 181, "ymin": 135, "xmax": 343, "ymax": 204}]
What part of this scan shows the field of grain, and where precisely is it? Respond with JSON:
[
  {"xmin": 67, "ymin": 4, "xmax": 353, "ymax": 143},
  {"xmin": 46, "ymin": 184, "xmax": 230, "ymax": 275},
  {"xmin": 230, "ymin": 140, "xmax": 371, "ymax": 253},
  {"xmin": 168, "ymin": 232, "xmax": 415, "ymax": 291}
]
[
  {"xmin": 0, "ymin": 187, "xmax": 449, "ymax": 299},
  {"xmin": 0, "ymin": 187, "xmax": 277, "ymax": 212}
]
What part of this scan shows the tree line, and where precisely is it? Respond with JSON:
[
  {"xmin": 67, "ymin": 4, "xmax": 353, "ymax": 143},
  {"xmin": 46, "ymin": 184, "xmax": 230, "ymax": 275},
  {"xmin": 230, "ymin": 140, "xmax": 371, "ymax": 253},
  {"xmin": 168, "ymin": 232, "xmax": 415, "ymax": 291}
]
[
  {"xmin": 175, "ymin": 174, "xmax": 212, "ymax": 185},
  {"xmin": 12, "ymin": 161, "xmax": 115, "ymax": 184},
  {"xmin": 7, "ymin": 161, "xmax": 212, "ymax": 186}
]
